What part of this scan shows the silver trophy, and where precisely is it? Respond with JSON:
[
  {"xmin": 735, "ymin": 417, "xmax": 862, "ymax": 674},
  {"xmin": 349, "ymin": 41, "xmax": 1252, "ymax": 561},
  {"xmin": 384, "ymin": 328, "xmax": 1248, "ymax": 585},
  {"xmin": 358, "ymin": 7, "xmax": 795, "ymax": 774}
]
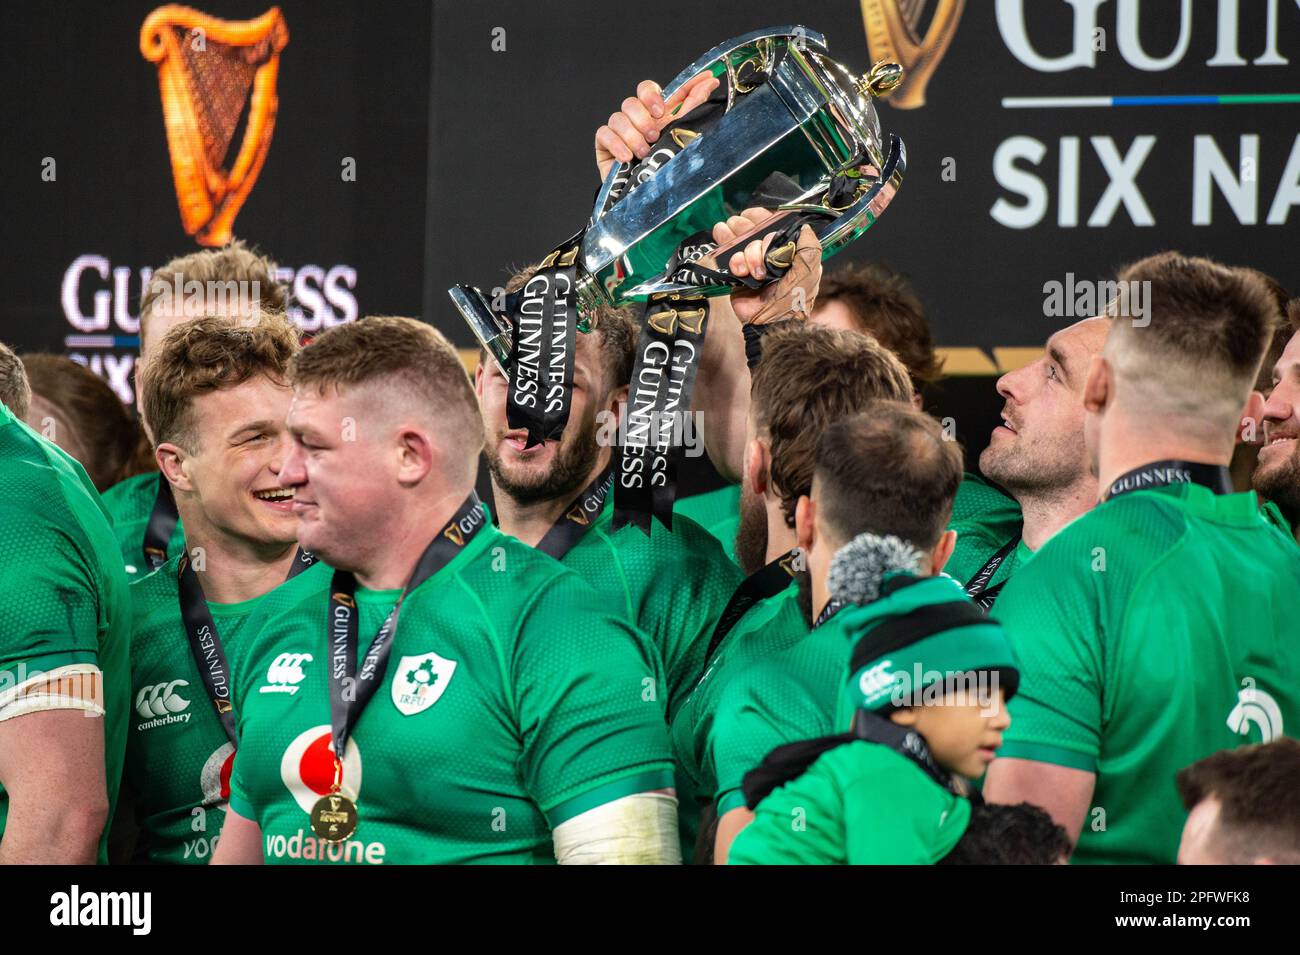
[{"xmin": 450, "ymin": 25, "xmax": 906, "ymax": 373}]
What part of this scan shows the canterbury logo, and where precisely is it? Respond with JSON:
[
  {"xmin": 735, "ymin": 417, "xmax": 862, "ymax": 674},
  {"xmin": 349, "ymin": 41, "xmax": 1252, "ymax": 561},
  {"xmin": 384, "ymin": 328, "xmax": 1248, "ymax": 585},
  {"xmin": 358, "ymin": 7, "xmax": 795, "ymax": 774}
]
[
  {"xmin": 136, "ymin": 679, "xmax": 191, "ymax": 718},
  {"xmin": 261, "ymin": 652, "xmax": 313, "ymax": 694},
  {"xmin": 860, "ymin": 0, "xmax": 964, "ymax": 109},
  {"xmin": 140, "ymin": 5, "xmax": 289, "ymax": 246}
]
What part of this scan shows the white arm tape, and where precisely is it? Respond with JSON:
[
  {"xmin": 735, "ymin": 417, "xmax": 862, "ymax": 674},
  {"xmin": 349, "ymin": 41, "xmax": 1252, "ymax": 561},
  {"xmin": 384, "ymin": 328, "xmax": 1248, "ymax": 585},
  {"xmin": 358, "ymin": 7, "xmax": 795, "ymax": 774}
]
[
  {"xmin": 553, "ymin": 791, "xmax": 682, "ymax": 865},
  {"xmin": 0, "ymin": 664, "xmax": 104, "ymax": 723}
]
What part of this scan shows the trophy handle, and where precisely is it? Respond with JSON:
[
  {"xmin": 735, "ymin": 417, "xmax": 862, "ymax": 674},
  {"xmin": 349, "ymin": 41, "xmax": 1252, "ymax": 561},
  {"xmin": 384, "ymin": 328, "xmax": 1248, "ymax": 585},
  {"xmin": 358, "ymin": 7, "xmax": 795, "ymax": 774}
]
[
  {"xmin": 620, "ymin": 133, "xmax": 906, "ymax": 301},
  {"xmin": 449, "ymin": 285, "xmax": 512, "ymax": 377},
  {"xmin": 590, "ymin": 26, "xmax": 829, "ymax": 220}
]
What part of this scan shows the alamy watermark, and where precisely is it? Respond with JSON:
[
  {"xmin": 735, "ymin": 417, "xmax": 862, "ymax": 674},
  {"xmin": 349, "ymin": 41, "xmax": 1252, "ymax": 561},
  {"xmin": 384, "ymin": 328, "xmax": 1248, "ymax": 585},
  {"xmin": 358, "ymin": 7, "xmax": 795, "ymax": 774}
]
[{"xmin": 1042, "ymin": 273, "xmax": 1151, "ymax": 327}]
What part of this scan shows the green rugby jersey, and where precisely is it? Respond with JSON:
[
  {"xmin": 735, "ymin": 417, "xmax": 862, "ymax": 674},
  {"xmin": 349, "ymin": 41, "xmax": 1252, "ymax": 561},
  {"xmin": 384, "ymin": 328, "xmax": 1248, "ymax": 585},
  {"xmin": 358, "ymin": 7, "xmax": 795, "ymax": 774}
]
[
  {"xmin": 714, "ymin": 574, "xmax": 974, "ymax": 816},
  {"xmin": 993, "ymin": 482, "xmax": 1300, "ymax": 864},
  {"xmin": 0, "ymin": 404, "xmax": 131, "ymax": 864},
  {"xmin": 944, "ymin": 472, "xmax": 1024, "ymax": 591},
  {"xmin": 673, "ymin": 484, "xmax": 740, "ymax": 563},
  {"xmin": 556, "ymin": 493, "xmax": 743, "ymax": 720},
  {"xmin": 1262, "ymin": 498, "xmax": 1296, "ymax": 542},
  {"xmin": 101, "ymin": 472, "xmax": 186, "ymax": 581},
  {"xmin": 727, "ymin": 742, "xmax": 970, "ymax": 865},
  {"xmin": 669, "ymin": 579, "xmax": 809, "ymax": 815},
  {"xmin": 121, "ymin": 556, "xmax": 270, "ymax": 863},
  {"xmin": 227, "ymin": 524, "xmax": 674, "ymax": 864}
]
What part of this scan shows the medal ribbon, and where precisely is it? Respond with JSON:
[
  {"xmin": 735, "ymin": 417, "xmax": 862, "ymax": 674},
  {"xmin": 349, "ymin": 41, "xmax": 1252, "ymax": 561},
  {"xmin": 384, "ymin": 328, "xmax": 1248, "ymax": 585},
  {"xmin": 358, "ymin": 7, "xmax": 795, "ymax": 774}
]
[
  {"xmin": 701, "ymin": 549, "xmax": 799, "ymax": 669},
  {"xmin": 535, "ymin": 466, "xmax": 614, "ymax": 560},
  {"xmin": 964, "ymin": 534, "xmax": 1021, "ymax": 613},
  {"xmin": 144, "ymin": 474, "xmax": 180, "ymax": 571},
  {"xmin": 325, "ymin": 493, "xmax": 487, "ymax": 764},
  {"xmin": 178, "ymin": 545, "xmax": 317, "ymax": 746}
]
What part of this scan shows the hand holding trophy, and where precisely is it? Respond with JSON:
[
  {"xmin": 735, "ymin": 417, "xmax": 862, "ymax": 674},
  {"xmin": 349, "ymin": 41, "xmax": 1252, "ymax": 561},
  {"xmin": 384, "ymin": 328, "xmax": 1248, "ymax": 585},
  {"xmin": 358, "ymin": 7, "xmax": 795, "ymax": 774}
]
[{"xmin": 450, "ymin": 26, "xmax": 906, "ymax": 533}]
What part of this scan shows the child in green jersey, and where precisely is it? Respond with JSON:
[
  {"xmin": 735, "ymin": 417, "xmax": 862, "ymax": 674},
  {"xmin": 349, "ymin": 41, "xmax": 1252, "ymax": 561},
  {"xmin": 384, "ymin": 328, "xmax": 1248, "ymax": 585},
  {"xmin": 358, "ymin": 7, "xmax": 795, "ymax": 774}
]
[{"xmin": 728, "ymin": 532, "xmax": 1019, "ymax": 865}]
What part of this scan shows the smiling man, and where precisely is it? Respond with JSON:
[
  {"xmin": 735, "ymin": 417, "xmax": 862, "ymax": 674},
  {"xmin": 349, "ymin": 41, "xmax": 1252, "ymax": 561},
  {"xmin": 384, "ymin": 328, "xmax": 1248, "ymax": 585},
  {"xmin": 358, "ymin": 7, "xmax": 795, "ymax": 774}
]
[
  {"xmin": 103, "ymin": 242, "xmax": 287, "ymax": 580},
  {"xmin": 1253, "ymin": 299, "xmax": 1300, "ymax": 544},
  {"xmin": 120, "ymin": 313, "xmax": 314, "ymax": 863},
  {"xmin": 943, "ymin": 316, "xmax": 1111, "ymax": 609},
  {"xmin": 213, "ymin": 316, "xmax": 678, "ymax": 865}
]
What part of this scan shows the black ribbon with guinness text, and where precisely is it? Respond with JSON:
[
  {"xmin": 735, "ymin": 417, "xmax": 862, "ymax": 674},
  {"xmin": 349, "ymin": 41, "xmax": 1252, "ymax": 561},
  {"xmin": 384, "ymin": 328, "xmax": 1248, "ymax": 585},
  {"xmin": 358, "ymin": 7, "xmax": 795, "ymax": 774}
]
[
  {"xmin": 325, "ymin": 494, "xmax": 486, "ymax": 762},
  {"xmin": 177, "ymin": 545, "xmax": 317, "ymax": 746},
  {"xmin": 535, "ymin": 466, "xmax": 614, "ymax": 560},
  {"xmin": 506, "ymin": 237, "xmax": 581, "ymax": 448}
]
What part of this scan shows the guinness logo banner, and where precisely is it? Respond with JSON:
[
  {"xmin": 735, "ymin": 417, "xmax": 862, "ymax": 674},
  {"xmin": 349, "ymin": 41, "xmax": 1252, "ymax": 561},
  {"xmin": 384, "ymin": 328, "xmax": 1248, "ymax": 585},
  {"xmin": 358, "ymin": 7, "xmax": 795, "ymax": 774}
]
[{"xmin": 140, "ymin": 5, "xmax": 289, "ymax": 246}]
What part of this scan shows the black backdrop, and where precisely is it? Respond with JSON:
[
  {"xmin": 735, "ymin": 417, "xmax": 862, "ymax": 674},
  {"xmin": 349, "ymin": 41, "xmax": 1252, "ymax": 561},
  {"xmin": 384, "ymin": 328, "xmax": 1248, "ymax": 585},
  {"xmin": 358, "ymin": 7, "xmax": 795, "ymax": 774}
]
[{"xmin": 3, "ymin": 0, "xmax": 1298, "ymax": 473}]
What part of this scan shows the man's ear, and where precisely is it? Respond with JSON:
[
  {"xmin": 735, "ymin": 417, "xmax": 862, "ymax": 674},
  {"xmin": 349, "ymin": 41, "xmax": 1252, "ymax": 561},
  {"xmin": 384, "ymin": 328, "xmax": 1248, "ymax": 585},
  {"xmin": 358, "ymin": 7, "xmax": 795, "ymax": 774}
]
[
  {"xmin": 1083, "ymin": 355, "xmax": 1110, "ymax": 414},
  {"xmin": 473, "ymin": 362, "xmax": 485, "ymax": 397},
  {"xmin": 395, "ymin": 427, "xmax": 435, "ymax": 486},
  {"xmin": 156, "ymin": 442, "xmax": 192, "ymax": 493},
  {"xmin": 930, "ymin": 529, "xmax": 957, "ymax": 575},
  {"xmin": 745, "ymin": 436, "xmax": 771, "ymax": 498},
  {"xmin": 1238, "ymin": 391, "xmax": 1266, "ymax": 444},
  {"xmin": 794, "ymin": 494, "xmax": 815, "ymax": 555},
  {"xmin": 608, "ymin": 383, "xmax": 629, "ymax": 419}
]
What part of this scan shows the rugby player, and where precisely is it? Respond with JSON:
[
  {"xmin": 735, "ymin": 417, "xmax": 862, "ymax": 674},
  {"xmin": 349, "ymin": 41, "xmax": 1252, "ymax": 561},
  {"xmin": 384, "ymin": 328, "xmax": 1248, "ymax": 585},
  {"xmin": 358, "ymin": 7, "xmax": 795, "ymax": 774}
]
[
  {"xmin": 1253, "ymin": 299, "xmax": 1300, "ymax": 543},
  {"xmin": 987, "ymin": 253, "xmax": 1300, "ymax": 864},
  {"xmin": 669, "ymin": 325, "xmax": 913, "ymax": 860},
  {"xmin": 474, "ymin": 272, "xmax": 741, "ymax": 722},
  {"xmin": 120, "ymin": 314, "xmax": 310, "ymax": 863},
  {"xmin": 103, "ymin": 242, "xmax": 287, "ymax": 579},
  {"xmin": 213, "ymin": 317, "xmax": 678, "ymax": 864},
  {"xmin": 0, "ymin": 343, "xmax": 130, "ymax": 863},
  {"xmin": 711, "ymin": 403, "xmax": 965, "ymax": 862}
]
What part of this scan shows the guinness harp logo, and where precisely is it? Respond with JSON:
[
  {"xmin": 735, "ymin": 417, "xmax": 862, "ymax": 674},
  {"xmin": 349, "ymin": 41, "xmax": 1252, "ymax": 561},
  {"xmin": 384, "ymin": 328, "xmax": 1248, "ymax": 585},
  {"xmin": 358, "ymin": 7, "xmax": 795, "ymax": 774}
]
[
  {"xmin": 140, "ymin": 5, "xmax": 289, "ymax": 246},
  {"xmin": 860, "ymin": 0, "xmax": 964, "ymax": 109}
]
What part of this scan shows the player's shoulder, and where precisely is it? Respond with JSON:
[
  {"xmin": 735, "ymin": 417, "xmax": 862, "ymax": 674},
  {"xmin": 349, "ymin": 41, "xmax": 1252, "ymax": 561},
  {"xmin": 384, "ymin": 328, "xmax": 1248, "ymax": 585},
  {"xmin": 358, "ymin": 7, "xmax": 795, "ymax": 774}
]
[
  {"xmin": 100, "ymin": 471, "xmax": 156, "ymax": 520},
  {"xmin": 607, "ymin": 510, "xmax": 740, "ymax": 579},
  {"xmin": 951, "ymin": 472, "xmax": 1022, "ymax": 527},
  {"xmin": 0, "ymin": 414, "xmax": 116, "ymax": 567},
  {"xmin": 129, "ymin": 556, "xmax": 181, "ymax": 622},
  {"xmin": 244, "ymin": 558, "xmax": 333, "ymax": 634},
  {"xmin": 456, "ymin": 525, "xmax": 613, "ymax": 626},
  {"xmin": 1034, "ymin": 492, "xmax": 1196, "ymax": 581}
]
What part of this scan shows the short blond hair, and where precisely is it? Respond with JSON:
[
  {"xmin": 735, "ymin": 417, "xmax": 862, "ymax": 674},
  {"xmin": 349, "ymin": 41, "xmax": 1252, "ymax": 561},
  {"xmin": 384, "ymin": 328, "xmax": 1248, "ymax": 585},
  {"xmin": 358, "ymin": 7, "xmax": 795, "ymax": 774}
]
[
  {"xmin": 143, "ymin": 312, "xmax": 300, "ymax": 451},
  {"xmin": 139, "ymin": 240, "xmax": 287, "ymax": 356},
  {"xmin": 0, "ymin": 341, "xmax": 30, "ymax": 420},
  {"xmin": 291, "ymin": 316, "xmax": 485, "ymax": 476}
]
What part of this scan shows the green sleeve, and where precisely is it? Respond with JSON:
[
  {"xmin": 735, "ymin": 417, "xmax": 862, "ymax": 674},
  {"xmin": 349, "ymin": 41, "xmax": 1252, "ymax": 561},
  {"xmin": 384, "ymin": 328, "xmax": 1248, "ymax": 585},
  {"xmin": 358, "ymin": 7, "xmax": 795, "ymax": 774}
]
[
  {"xmin": 992, "ymin": 539, "xmax": 1103, "ymax": 772},
  {"xmin": 228, "ymin": 750, "xmax": 255, "ymax": 821},
  {"xmin": 837, "ymin": 749, "xmax": 968, "ymax": 864},
  {"xmin": 512, "ymin": 575, "xmax": 675, "ymax": 827},
  {"xmin": 711, "ymin": 660, "xmax": 821, "ymax": 814},
  {"xmin": 0, "ymin": 504, "xmax": 102, "ymax": 679}
]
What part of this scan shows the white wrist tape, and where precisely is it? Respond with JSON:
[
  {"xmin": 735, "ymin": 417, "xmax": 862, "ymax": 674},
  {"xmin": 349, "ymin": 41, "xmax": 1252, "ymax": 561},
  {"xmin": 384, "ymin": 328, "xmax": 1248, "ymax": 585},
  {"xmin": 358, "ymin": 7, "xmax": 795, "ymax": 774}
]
[
  {"xmin": 552, "ymin": 791, "xmax": 682, "ymax": 865},
  {"xmin": 0, "ymin": 664, "xmax": 104, "ymax": 723}
]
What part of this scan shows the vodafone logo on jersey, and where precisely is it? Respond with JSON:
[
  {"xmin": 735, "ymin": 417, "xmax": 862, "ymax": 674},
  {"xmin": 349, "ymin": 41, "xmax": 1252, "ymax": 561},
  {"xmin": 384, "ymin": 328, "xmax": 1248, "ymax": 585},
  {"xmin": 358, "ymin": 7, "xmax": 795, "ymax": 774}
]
[
  {"xmin": 279, "ymin": 725, "xmax": 363, "ymax": 813},
  {"xmin": 200, "ymin": 742, "xmax": 236, "ymax": 810}
]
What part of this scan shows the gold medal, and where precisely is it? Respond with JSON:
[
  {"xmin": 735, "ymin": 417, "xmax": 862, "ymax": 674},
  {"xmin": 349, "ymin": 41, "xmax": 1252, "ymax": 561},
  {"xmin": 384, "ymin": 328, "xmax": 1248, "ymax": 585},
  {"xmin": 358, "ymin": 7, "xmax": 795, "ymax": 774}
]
[
  {"xmin": 309, "ymin": 756, "xmax": 358, "ymax": 843},
  {"xmin": 310, "ymin": 791, "xmax": 359, "ymax": 843}
]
